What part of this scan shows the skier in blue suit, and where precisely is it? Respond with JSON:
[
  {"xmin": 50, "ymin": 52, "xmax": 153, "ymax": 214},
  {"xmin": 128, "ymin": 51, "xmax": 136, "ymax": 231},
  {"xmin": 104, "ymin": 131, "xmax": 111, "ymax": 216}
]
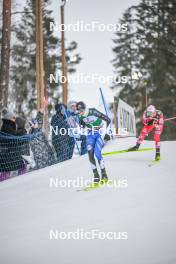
[{"xmin": 76, "ymin": 101, "xmax": 111, "ymax": 183}]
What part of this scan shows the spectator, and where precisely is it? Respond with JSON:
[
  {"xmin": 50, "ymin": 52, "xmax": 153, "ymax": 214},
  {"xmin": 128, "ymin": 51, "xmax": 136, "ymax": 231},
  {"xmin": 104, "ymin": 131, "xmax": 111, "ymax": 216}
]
[
  {"xmin": 67, "ymin": 100, "xmax": 87, "ymax": 155},
  {"xmin": 16, "ymin": 117, "xmax": 27, "ymax": 135},
  {"xmin": 0, "ymin": 108, "xmax": 27, "ymax": 181},
  {"xmin": 1, "ymin": 108, "xmax": 16, "ymax": 134},
  {"xmin": 29, "ymin": 110, "xmax": 56, "ymax": 169},
  {"xmin": 15, "ymin": 116, "xmax": 31, "ymax": 167},
  {"xmin": 51, "ymin": 103, "xmax": 75, "ymax": 162}
]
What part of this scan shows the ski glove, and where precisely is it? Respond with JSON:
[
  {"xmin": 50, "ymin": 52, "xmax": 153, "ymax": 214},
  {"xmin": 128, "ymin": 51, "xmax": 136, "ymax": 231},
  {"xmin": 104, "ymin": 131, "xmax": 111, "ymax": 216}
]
[{"xmin": 104, "ymin": 134, "xmax": 111, "ymax": 141}]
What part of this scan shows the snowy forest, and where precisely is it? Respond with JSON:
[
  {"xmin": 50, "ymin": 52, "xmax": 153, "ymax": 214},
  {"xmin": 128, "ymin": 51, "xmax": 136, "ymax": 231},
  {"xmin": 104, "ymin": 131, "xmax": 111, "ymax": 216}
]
[
  {"xmin": 0, "ymin": 0, "xmax": 176, "ymax": 139},
  {"xmin": 112, "ymin": 0, "xmax": 176, "ymax": 139},
  {"xmin": 0, "ymin": 0, "xmax": 81, "ymax": 117}
]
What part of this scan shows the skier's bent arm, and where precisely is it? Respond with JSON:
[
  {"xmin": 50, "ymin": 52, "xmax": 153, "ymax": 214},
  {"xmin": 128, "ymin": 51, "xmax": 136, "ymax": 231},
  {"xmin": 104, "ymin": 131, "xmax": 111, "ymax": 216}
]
[
  {"xmin": 156, "ymin": 112, "xmax": 164, "ymax": 131},
  {"xmin": 158, "ymin": 113, "xmax": 164, "ymax": 125},
  {"xmin": 90, "ymin": 108, "xmax": 111, "ymax": 127}
]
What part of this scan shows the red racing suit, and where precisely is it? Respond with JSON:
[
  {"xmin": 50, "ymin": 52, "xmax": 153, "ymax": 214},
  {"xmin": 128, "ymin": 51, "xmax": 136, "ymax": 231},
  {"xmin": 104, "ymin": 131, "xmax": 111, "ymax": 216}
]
[{"xmin": 137, "ymin": 110, "xmax": 164, "ymax": 148}]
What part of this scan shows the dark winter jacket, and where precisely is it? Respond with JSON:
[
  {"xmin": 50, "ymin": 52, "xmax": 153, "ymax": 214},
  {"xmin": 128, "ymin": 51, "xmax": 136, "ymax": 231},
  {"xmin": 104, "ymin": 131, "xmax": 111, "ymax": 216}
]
[
  {"xmin": 51, "ymin": 112, "xmax": 75, "ymax": 162},
  {"xmin": 0, "ymin": 119, "xmax": 26, "ymax": 172},
  {"xmin": 16, "ymin": 117, "xmax": 27, "ymax": 136},
  {"xmin": 67, "ymin": 110, "xmax": 87, "ymax": 155},
  {"xmin": 15, "ymin": 117, "xmax": 30, "ymax": 156},
  {"xmin": 29, "ymin": 111, "xmax": 56, "ymax": 169}
]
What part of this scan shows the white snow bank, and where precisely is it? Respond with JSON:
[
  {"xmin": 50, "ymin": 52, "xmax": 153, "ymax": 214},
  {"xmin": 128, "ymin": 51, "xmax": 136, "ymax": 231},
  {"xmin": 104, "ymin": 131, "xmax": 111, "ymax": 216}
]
[{"xmin": 0, "ymin": 138, "xmax": 176, "ymax": 264}]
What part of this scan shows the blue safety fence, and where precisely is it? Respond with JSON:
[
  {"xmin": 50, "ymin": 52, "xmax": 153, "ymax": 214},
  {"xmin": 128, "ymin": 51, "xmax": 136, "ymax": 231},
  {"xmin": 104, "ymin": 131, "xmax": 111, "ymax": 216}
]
[
  {"xmin": 0, "ymin": 132, "xmax": 51, "ymax": 181},
  {"xmin": 0, "ymin": 129, "xmax": 87, "ymax": 182}
]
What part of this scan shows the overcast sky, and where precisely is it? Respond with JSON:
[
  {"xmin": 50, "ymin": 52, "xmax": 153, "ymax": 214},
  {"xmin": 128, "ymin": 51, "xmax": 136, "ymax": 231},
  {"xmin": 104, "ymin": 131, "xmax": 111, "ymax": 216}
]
[
  {"xmin": 17, "ymin": 0, "xmax": 140, "ymax": 107},
  {"xmin": 54, "ymin": 0, "xmax": 141, "ymax": 107}
]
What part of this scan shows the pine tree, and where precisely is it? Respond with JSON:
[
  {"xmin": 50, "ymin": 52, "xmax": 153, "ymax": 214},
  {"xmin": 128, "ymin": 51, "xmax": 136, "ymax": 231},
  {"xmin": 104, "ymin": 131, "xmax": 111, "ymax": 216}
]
[
  {"xmin": 11, "ymin": 0, "xmax": 81, "ymax": 116},
  {"xmin": 112, "ymin": 6, "xmax": 146, "ymax": 125},
  {"xmin": 112, "ymin": 0, "xmax": 176, "ymax": 139}
]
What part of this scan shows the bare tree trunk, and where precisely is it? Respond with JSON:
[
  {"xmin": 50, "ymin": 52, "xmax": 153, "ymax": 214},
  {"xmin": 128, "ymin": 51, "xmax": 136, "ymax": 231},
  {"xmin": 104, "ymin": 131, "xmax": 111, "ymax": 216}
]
[
  {"xmin": 60, "ymin": 4, "xmax": 68, "ymax": 105},
  {"xmin": 36, "ymin": 0, "xmax": 45, "ymax": 111},
  {"xmin": 36, "ymin": 0, "xmax": 48, "ymax": 136},
  {"xmin": 0, "ymin": 0, "xmax": 12, "ymax": 113}
]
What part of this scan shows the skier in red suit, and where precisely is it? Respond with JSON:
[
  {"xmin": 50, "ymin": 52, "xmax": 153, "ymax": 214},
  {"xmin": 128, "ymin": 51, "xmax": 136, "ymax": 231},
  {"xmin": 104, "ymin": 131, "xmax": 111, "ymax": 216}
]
[{"xmin": 128, "ymin": 105, "xmax": 164, "ymax": 160}]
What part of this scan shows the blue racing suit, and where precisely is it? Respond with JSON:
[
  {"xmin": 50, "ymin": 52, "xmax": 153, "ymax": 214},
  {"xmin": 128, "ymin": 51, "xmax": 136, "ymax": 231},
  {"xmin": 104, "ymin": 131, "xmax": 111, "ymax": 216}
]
[{"xmin": 79, "ymin": 108, "xmax": 111, "ymax": 171}]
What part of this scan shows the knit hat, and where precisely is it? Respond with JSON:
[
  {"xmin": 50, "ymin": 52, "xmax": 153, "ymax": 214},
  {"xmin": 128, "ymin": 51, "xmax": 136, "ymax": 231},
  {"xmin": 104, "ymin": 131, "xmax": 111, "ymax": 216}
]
[
  {"xmin": 2, "ymin": 108, "xmax": 15, "ymax": 121},
  {"xmin": 55, "ymin": 103, "xmax": 66, "ymax": 115}
]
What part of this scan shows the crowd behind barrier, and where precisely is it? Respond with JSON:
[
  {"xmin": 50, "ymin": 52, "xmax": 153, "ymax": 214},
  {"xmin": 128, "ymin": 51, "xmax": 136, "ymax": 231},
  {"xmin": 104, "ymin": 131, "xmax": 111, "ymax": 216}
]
[{"xmin": 0, "ymin": 102, "xmax": 87, "ymax": 182}]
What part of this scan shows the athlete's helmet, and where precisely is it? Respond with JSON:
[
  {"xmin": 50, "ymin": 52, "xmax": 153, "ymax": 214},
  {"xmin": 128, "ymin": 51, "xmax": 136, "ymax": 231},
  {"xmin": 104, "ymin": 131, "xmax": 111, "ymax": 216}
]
[
  {"xmin": 146, "ymin": 105, "xmax": 156, "ymax": 117},
  {"xmin": 76, "ymin": 101, "xmax": 86, "ymax": 113}
]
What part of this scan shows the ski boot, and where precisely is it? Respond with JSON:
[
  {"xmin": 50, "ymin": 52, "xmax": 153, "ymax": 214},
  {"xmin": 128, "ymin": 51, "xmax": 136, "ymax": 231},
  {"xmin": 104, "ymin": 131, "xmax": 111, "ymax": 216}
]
[
  {"xmin": 93, "ymin": 169, "xmax": 100, "ymax": 184},
  {"xmin": 155, "ymin": 148, "xmax": 160, "ymax": 161},
  {"xmin": 128, "ymin": 143, "xmax": 140, "ymax": 152},
  {"xmin": 101, "ymin": 168, "xmax": 108, "ymax": 183}
]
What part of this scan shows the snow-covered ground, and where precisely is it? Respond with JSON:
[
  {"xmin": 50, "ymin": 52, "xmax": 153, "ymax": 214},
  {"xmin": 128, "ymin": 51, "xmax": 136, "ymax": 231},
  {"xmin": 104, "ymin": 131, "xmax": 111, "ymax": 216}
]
[{"xmin": 0, "ymin": 138, "xmax": 176, "ymax": 264}]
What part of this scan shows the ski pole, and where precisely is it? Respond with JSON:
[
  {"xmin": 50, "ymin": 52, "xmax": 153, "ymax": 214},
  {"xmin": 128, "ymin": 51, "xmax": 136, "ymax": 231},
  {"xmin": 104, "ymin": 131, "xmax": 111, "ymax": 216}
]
[
  {"xmin": 99, "ymin": 87, "xmax": 113, "ymax": 139},
  {"xmin": 145, "ymin": 93, "xmax": 148, "ymax": 108},
  {"xmin": 164, "ymin": 116, "xmax": 176, "ymax": 122},
  {"xmin": 144, "ymin": 80, "xmax": 148, "ymax": 107},
  {"xmin": 145, "ymin": 84, "xmax": 148, "ymax": 107}
]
